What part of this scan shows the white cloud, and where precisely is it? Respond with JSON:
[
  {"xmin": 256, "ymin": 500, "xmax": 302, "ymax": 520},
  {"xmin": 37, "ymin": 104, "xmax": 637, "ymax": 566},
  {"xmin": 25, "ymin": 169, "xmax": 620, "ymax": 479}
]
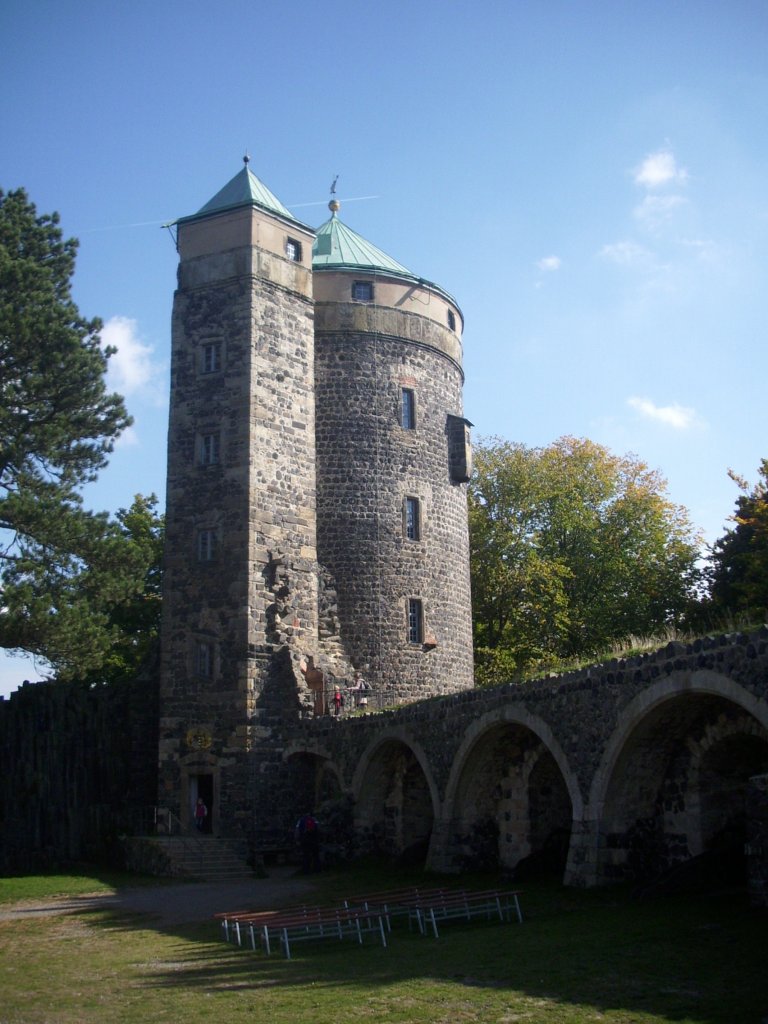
[
  {"xmin": 537, "ymin": 255, "xmax": 561, "ymax": 272},
  {"xmin": 680, "ymin": 237, "xmax": 719, "ymax": 263},
  {"xmin": 114, "ymin": 423, "xmax": 140, "ymax": 449},
  {"xmin": 633, "ymin": 149, "xmax": 688, "ymax": 189},
  {"xmin": 627, "ymin": 396, "xmax": 702, "ymax": 430},
  {"xmin": 101, "ymin": 316, "xmax": 165, "ymax": 405},
  {"xmin": 600, "ymin": 240, "xmax": 654, "ymax": 267},
  {"xmin": 633, "ymin": 194, "xmax": 687, "ymax": 230}
]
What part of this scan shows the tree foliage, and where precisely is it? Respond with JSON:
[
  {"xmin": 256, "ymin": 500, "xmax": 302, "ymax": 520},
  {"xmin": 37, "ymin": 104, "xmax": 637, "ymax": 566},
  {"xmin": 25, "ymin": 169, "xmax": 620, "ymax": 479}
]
[
  {"xmin": 76, "ymin": 494, "xmax": 164, "ymax": 686},
  {"xmin": 706, "ymin": 460, "xmax": 768, "ymax": 620},
  {"xmin": 0, "ymin": 187, "xmax": 149, "ymax": 679},
  {"xmin": 469, "ymin": 436, "xmax": 702, "ymax": 684}
]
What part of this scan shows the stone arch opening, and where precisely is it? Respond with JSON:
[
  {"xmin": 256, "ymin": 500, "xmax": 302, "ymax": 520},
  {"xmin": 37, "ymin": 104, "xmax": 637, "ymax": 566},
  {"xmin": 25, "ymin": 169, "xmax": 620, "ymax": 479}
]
[
  {"xmin": 283, "ymin": 750, "xmax": 349, "ymax": 864},
  {"xmin": 355, "ymin": 739, "xmax": 435, "ymax": 865},
  {"xmin": 598, "ymin": 693, "xmax": 768, "ymax": 887},
  {"xmin": 451, "ymin": 722, "xmax": 572, "ymax": 876},
  {"xmin": 284, "ymin": 751, "xmax": 343, "ymax": 815}
]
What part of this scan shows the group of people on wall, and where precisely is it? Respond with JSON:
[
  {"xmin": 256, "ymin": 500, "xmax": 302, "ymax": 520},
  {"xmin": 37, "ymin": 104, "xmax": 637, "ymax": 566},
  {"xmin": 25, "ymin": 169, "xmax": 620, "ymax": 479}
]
[{"xmin": 331, "ymin": 670, "xmax": 371, "ymax": 716}]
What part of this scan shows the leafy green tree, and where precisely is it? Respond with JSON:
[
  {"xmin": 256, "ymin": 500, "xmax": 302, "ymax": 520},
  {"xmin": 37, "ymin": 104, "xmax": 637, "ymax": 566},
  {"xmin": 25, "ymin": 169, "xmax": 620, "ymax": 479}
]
[
  {"xmin": 707, "ymin": 460, "xmax": 768, "ymax": 620},
  {"xmin": 77, "ymin": 494, "xmax": 164, "ymax": 686},
  {"xmin": 0, "ymin": 187, "xmax": 147, "ymax": 678},
  {"xmin": 469, "ymin": 436, "xmax": 701, "ymax": 683}
]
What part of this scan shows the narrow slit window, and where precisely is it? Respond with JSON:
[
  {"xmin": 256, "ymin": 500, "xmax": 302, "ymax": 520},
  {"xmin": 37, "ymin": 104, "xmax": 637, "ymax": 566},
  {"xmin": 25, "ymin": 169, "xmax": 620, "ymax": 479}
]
[
  {"xmin": 197, "ymin": 528, "xmax": 218, "ymax": 562},
  {"xmin": 401, "ymin": 388, "xmax": 415, "ymax": 429},
  {"xmin": 199, "ymin": 433, "xmax": 220, "ymax": 466},
  {"xmin": 195, "ymin": 640, "xmax": 214, "ymax": 678},
  {"xmin": 408, "ymin": 598, "xmax": 424, "ymax": 644},
  {"xmin": 447, "ymin": 309, "xmax": 456, "ymax": 331},
  {"xmin": 405, "ymin": 497, "xmax": 420, "ymax": 541},
  {"xmin": 201, "ymin": 343, "xmax": 221, "ymax": 374}
]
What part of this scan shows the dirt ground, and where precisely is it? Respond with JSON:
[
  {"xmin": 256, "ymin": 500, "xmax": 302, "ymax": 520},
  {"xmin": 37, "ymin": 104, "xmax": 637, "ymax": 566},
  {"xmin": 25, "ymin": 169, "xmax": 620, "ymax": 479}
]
[{"xmin": 0, "ymin": 865, "xmax": 319, "ymax": 926}]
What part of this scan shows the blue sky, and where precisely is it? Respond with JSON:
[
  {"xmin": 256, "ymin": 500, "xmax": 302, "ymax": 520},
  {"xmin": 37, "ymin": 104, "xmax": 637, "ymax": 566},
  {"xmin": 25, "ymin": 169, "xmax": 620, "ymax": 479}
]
[{"xmin": 2, "ymin": 0, "xmax": 767, "ymax": 696}]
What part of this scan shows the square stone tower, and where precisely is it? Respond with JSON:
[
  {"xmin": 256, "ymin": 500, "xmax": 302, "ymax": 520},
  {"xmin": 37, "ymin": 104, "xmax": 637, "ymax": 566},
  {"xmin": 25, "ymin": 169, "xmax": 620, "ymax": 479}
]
[
  {"xmin": 159, "ymin": 161, "xmax": 475, "ymax": 842},
  {"xmin": 158, "ymin": 161, "xmax": 317, "ymax": 835}
]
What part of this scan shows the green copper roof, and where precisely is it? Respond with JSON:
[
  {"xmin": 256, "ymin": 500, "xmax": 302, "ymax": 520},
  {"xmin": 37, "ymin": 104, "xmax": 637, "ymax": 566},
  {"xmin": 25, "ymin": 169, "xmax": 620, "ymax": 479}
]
[
  {"xmin": 174, "ymin": 159, "xmax": 308, "ymax": 227},
  {"xmin": 198, "ymin": 163, "xmax": 293, "ymax": 218},
  {"xmin": 313, "ymin": 209, "xmax": 418, "ymax": 281}
]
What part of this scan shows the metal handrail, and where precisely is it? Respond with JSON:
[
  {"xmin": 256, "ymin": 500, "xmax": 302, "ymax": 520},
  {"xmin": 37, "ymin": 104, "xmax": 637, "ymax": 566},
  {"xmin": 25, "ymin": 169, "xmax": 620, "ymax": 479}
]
[
  {"xmin": 321, "ymin": 683, "xmax": 382, "ymax": 717},
  {"xmin": 153, "ymin": 807, "xmax": 206, "ymax": 875}
]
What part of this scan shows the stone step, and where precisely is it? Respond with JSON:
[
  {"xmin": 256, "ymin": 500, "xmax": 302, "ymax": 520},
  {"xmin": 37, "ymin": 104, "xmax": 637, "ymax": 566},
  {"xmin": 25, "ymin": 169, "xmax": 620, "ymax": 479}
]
[{"xmin": 148, "ymin": 835, "xmax": 254, "ymax": 881}]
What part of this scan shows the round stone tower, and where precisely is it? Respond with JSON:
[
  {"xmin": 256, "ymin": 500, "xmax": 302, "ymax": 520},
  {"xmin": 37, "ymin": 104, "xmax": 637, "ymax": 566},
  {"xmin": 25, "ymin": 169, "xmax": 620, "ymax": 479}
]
[{"xmin": 313, "ymin": 200, "xmax": 474, "ymax": 701}]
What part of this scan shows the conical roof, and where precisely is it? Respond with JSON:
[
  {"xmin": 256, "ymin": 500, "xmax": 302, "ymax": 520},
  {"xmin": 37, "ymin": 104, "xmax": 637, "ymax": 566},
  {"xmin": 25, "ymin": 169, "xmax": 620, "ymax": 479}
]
[
  {"xmin": 197, "ymin": 163, "xmax": 293, "ymax": 219},
  {"xmin": 174, "ymin": 159, "xmax": 309, "ymax": 229},
  {"xmin": 313, "ymin": 208, "xmax": 419, "ymax": 282}
]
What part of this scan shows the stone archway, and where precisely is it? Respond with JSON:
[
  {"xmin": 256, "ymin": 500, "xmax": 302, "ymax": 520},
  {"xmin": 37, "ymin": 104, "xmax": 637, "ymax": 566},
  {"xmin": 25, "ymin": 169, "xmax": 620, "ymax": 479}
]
[
  {"xmin": 354, "ymin": 738, "xmax": 436, "ymax": 864},
  {"xmin": 281, "ymin": 749, "xmax": 349, "ymax": 864},
  {"xmin": 592, "ymin": 680, "xmax": 768, "ymax": 887},
  {"xmin": 448, "ymin": 721, "xmax": 573, "ymax": 876},
  {"xmin": 284, "ymin": 750, "xmax": 344, "ymax": 817}
]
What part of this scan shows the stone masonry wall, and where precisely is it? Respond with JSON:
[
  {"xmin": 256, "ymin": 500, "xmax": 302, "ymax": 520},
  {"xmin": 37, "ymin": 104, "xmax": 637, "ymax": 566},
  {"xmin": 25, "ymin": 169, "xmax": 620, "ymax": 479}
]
[
  {"xmin": 314, "ymin": 314, "xmax": 474, "ymax": 701},
  {"xmin": 286, "ymin": 629, "xmax": 768, "ymax": 885},
  {"xmin": 2, "ymin": 631, "xmax": 768, "ymax": 885},
  {"xmin": 159, "ymin": 218, "xmax": 318, "ymax": 836}
]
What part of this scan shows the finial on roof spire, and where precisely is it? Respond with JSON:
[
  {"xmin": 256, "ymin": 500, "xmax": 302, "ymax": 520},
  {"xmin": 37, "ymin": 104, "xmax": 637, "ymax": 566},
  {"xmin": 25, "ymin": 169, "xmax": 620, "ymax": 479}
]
[
  {"xmin": 329, "ymin": 174, "xmax": 340, "ymax": 215},
  {"xmin": 243, "ymin": 152, "xmax": 250, "ymax": 167}
]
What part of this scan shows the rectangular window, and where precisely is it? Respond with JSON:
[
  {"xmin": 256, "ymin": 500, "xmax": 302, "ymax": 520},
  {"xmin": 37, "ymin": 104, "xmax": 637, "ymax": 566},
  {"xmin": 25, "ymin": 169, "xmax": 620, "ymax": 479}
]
[
  {"xmin": 405, "ymin": 496, "xmax": 420, "ymax": 541},
  {"xmin": 352, "ymin": 280, "xmax": 373, "ymax": 301},
  {"xmin": 447, "ymin": 309, "xmax": 456, "ymax": 331},
  {"xmin": 201, "ymin": 343, "xmax": 221, "ymax": 374},
  {"xmin": 197, "ymin": 528, "xmax": 217, "ymax": 562},
  {"xmin": 401, "ymin": 388, "xmax": 415, "ymax": 429},
  {"xmin": 285, "ymin": 238, "xmax": 302, "ymax": 262},
  {"xmin": 199, "ymin": 432, "xmax": 220, "ymax": 466},
  {"xmin": 407, "ymin": 598, "xmax": 424, "ymax": 645},
  {"xmin": 195, "ymin": 640, "xmax": 214, "ymax": 678}
]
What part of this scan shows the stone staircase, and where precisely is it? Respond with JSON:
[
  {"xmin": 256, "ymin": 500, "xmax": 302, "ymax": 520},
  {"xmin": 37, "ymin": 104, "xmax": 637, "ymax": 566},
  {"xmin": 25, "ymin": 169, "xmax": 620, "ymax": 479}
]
[{"xmin": 149, "ymin": 834, "xmax": 254, "ymax": 881}]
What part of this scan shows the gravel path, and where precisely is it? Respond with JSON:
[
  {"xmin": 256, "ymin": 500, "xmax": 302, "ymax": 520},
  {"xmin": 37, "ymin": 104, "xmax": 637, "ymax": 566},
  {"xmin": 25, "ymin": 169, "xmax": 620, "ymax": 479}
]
[{"xmin": 0, "ymin": 866, "xmax": 318, "ymax": 927}]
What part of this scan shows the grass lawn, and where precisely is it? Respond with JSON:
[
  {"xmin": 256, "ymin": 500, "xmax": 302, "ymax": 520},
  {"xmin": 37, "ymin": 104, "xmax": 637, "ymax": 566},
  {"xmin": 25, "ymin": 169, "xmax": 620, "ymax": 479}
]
[{"xmin": 0, "ymin": 866, "xmax": 765, "ymax": 1024}]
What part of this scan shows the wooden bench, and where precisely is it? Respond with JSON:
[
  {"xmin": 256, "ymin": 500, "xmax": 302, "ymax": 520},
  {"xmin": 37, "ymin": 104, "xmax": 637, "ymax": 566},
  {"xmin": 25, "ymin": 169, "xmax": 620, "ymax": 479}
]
[
  {"xmin": 342, "ymin": 886, "xmax": 424, "ymax": 930},
  {"xmin": 215, "ymin": 904, "xmax": 388, "ymax": 959},
  {"xmin": 215, "ymin": 886, "xmax": 522, "ymax": 954},
  {"xmin": 410, "ymin": 888, "xmax": 523, "ymax": 938},
  {"xmin": 215, "ymin": 907, "xmax": 291, "ymax": 946},
  {"xmin": 343, "ymin": 886, "xmax": 469, "ymax": 931}
]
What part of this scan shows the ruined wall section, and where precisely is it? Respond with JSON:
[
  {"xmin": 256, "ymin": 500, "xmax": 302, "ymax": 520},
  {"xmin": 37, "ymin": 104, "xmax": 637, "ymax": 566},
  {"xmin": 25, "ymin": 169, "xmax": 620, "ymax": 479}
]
[{"xmin": 313, "ymin": 300, "xmax": 474, "ymax": 702}]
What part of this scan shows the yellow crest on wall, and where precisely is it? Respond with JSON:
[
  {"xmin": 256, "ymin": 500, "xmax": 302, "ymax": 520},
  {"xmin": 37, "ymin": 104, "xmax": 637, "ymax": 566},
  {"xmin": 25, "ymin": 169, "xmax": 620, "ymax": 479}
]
[{"xmin": 185, "ymin": 728, "xmax": 212, "ymax": 750}]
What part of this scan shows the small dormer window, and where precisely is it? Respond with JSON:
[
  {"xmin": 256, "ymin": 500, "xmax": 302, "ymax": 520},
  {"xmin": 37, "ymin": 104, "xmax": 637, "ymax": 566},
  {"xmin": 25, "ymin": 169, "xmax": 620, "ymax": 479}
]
[
  {"xmin": 447, "ymin": 309, "xmax": 456, "ymax": 331},
  {"xmin": 352, "ymin": 281, "xmax": 373, "ymax": 302},
  {"xmin": 285, "ymin": 238, "xmax": 302, "ymax": 262}
]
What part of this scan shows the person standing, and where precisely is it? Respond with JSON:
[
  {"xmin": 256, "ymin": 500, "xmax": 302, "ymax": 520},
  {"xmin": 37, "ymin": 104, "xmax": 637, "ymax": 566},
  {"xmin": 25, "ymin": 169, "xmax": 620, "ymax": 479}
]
[
  {"xmin": 332, "ymin": 686, "xmax": 343, "ymax": 716},
  {"xmin": 349, "ymin": 671, "xmax": 371, "ymax": 708},
  {"xmin": 296, "ymin": 811, "xmax": 321, "ymax": 873},
  {"xmin": 194, "ymin": 797, "xmax": 207, "ymax": 832}
]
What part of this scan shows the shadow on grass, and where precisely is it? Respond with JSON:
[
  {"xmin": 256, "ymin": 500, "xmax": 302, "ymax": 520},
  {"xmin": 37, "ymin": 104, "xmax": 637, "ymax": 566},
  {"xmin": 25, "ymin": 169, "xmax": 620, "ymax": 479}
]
[{"xmin": 76, "ymin": 867, "xmax": 768, "ymax": 1024}]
